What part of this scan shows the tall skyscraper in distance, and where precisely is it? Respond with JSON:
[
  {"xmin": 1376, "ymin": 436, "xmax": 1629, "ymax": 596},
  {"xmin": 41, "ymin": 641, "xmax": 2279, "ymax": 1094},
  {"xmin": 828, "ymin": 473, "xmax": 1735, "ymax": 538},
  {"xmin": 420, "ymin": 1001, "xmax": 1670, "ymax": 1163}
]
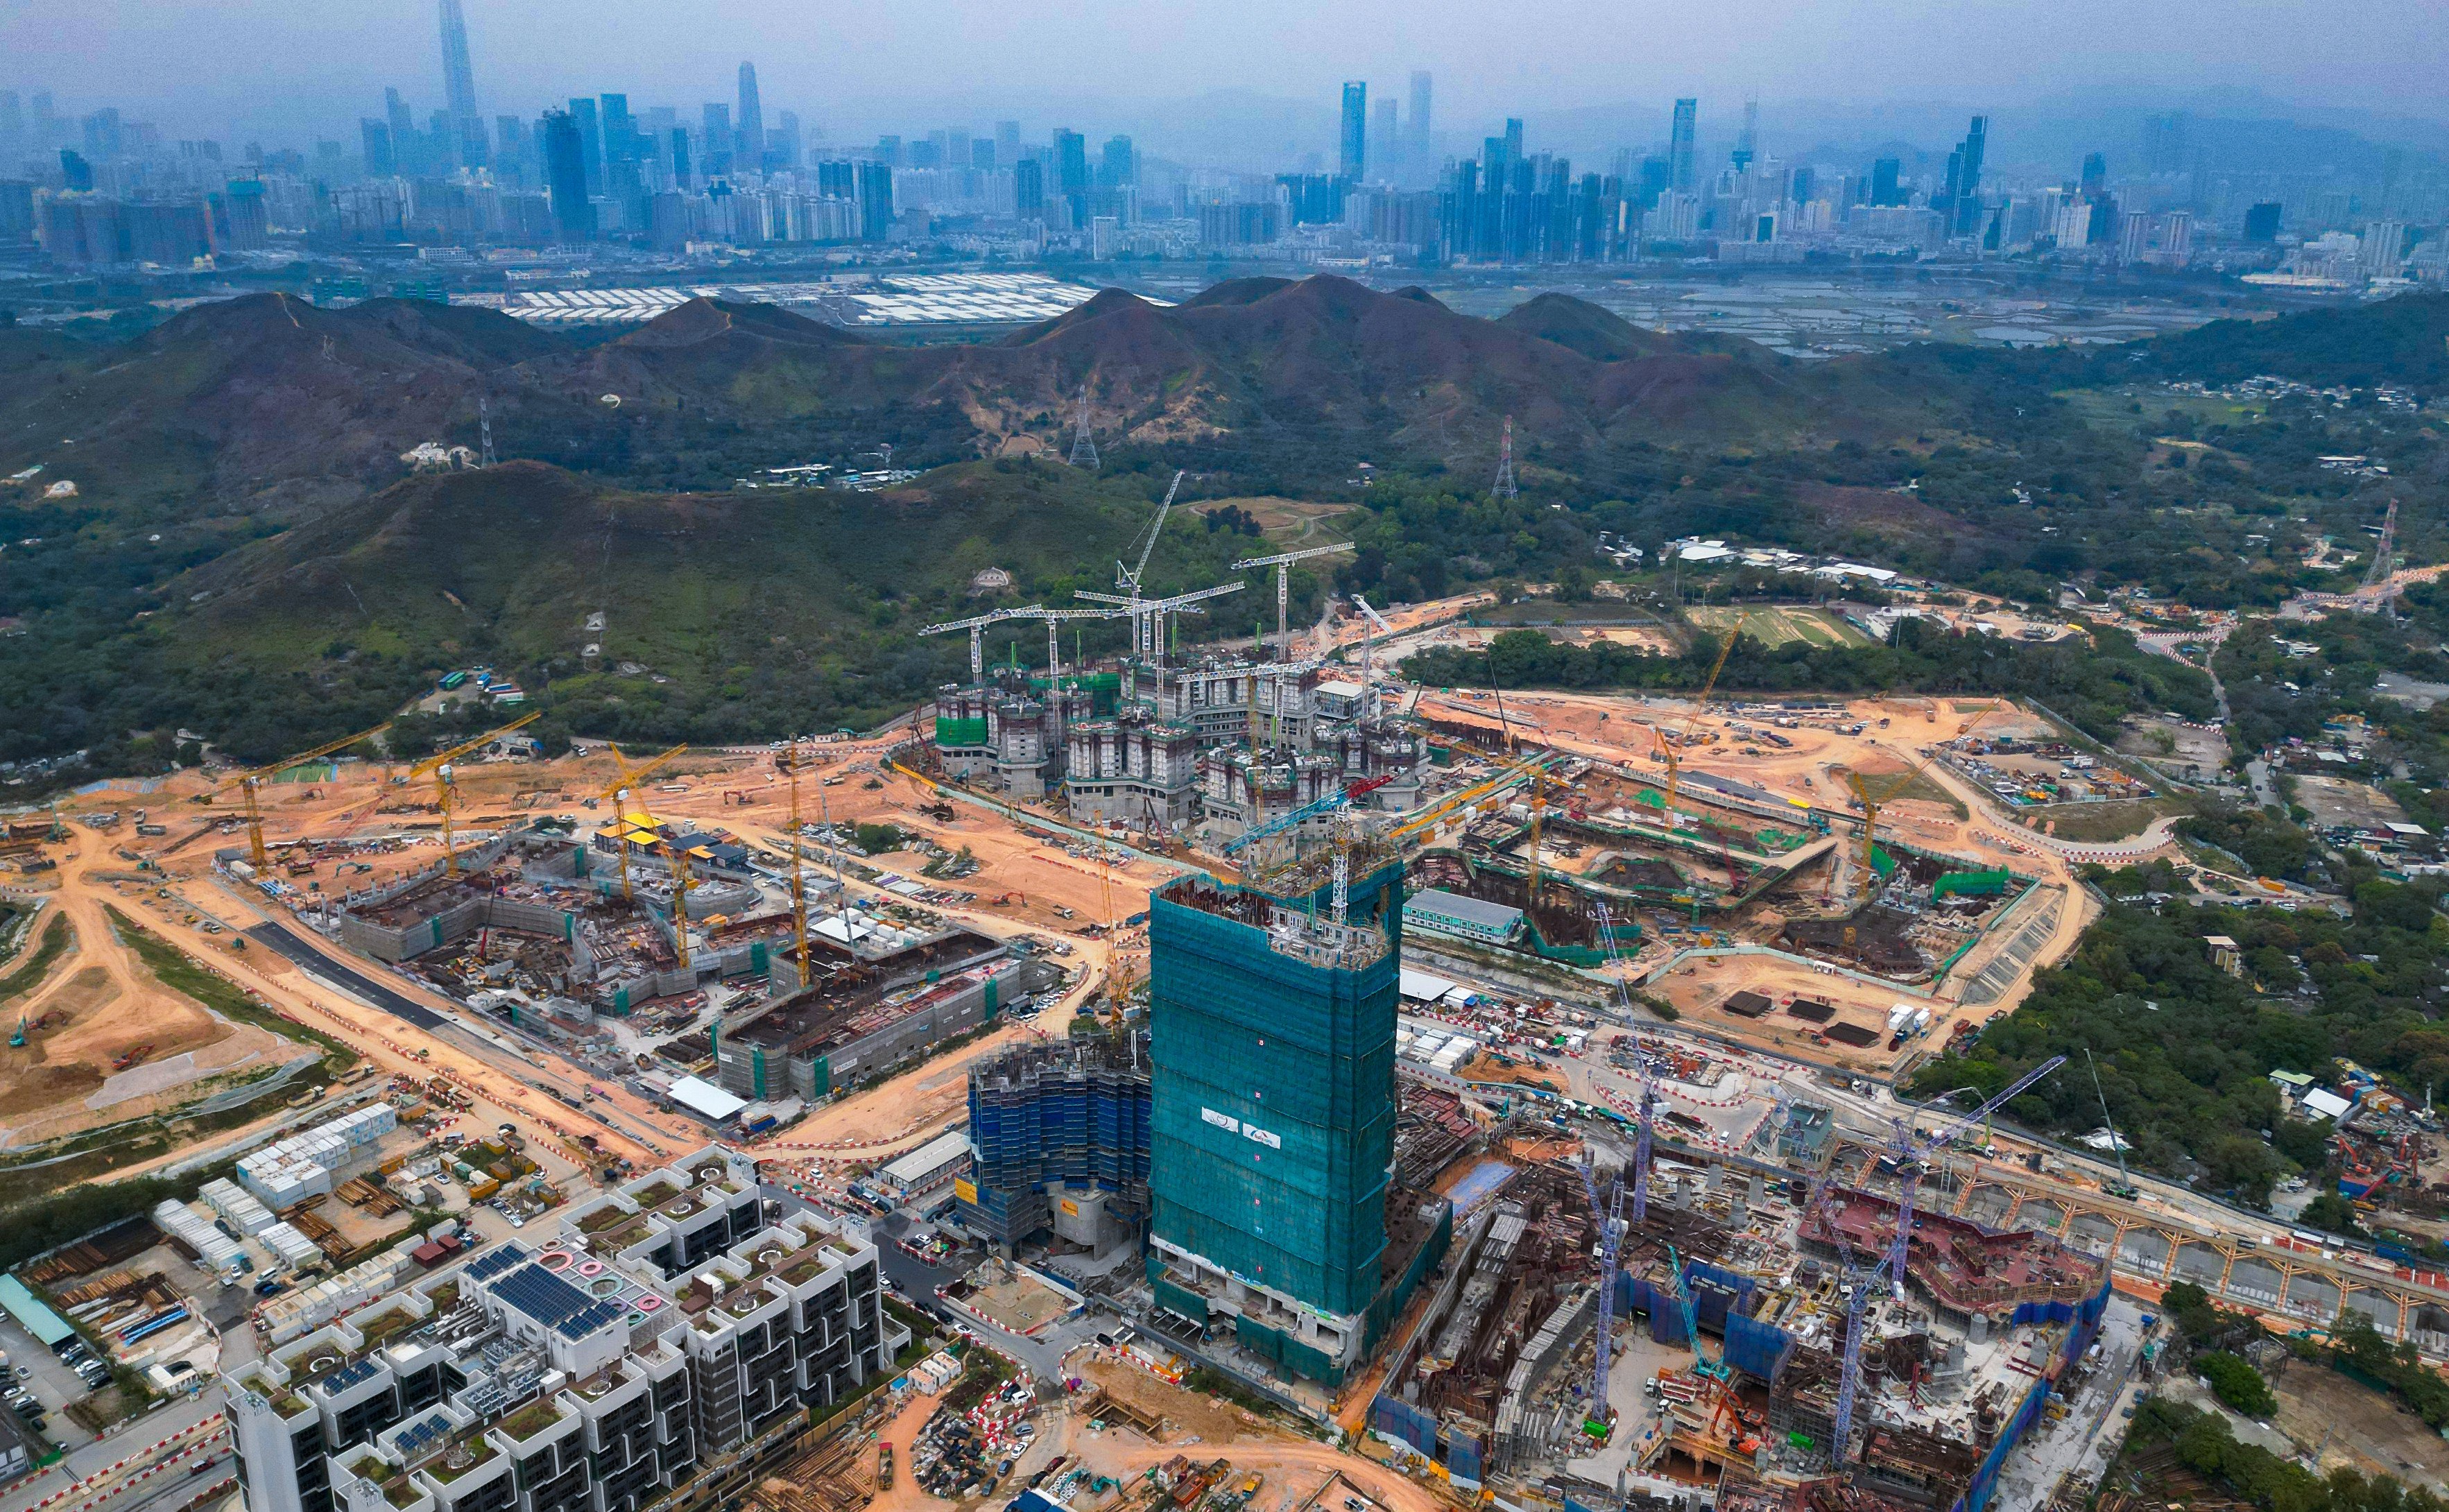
[
  {"xmin": 568, "ymin": 96, "xmax": 603, "ymax": 196},
  {"xmin": 1669, "ymin": 98, "xmax": 1697, "ymax": 193},
  {"xmin": 1731, "ymin": 98, "xmax": 1758, "ymax": 172},
  {"xmin": 1407, "ymin": 71, "xmax": 1432, "ymax": 166},
  {"xmin": 737, "ymin": 62, "xmax": 764, "ymax": 171},
  {"xmin": 1054, "ymin": 128, "xmax": 1088, "ymax": 225},
  {"xmin": 1503, "ymin": 117, "xmax": 1523, "ymax": 167},
  {"xmin": 2242, "ymin": 200, "xmax": 2281, "ymax": 243},
  {"xmin": 2079, "ymin": 151, "xmax": 2108, "ymax": 196},
  {"xmin": 385, "ymin": 88, "xmax": 416, "ymax": 174},
  {"xmin": 701, "ymin": 103, "xmax": 731, "ymax": 176},
  {"xmin": 599, "ymin": 94, "xmax": 633, "ymax": 165},
  {"xmin": 359, "ymin": 119, "xmax": 393, "ymax": 176},
  {"xmin": 1014, "ymin": 155, "xmax": 1045, "ymax": 217},
  {"xmin": 436, "ymin": 0, "xmax": 485, "ymax": 167},
  {"xmin": 669, "ymin": 127, "xmax": 691, "ymax": 190},
  {"xmin": 1372, "ymin": 97, "xmax": 1398, "ymax": 176},
  {"xmin": 1339, "ymin": 81, "xmax": 1366, "ymax": 182},
  {"xmin": 996, "ymin": 120, "xmax": 1022, "ymax": 170},
  {"xmin": 539, "ymin": 108, "xmax": 593, "ymax": 242},
  {"xmin": 1945, "ymin": 114, "xmax": 1988, "ymax": 237},
  {"xmin": 1869, "ymin": 156, "xmax": 1900, "ymax": 207},
  {"xmin": 1099, "ymin": 135, "xmax": 1137, "ymax": 189}
]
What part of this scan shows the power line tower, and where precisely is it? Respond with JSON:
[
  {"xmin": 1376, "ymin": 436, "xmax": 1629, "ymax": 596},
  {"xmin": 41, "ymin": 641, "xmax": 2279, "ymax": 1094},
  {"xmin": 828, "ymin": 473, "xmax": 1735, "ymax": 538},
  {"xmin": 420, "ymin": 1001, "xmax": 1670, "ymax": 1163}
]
[
  {"xmin": 1067, "ymin": 383, "xmax": 1100, "ymax": 470},
  {"xmin": 478, "ymin": 395, "xmax": 496, "ymax": 467},
  {"xmin": 1491, "ymin": 415, "xmax": 1518, "ymax": 499},
  {"xmin": 2363, "ymin": 497, "xmax": 2398, "ymax": 594}
]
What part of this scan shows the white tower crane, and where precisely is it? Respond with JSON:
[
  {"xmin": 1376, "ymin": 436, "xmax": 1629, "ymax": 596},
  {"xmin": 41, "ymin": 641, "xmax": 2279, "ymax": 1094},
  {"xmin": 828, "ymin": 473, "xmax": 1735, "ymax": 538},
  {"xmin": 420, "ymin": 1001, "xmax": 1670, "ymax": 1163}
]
[
  {"xmin": 918, "ymin": 605, "xmax": 1045, "ymax": 684},
  {"xmin": 1232, "ymin": 542, "xmax": 1355, "ymax": 660}
]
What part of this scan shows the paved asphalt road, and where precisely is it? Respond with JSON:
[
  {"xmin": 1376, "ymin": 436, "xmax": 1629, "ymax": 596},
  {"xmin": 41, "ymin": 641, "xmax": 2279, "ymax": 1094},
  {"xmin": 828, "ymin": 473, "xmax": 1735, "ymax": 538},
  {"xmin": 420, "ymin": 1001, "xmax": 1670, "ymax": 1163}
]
[
  {"xmin": 243, "ymin": 919, "xmax": 449, "ymax": 1031},
  {"xmin": 0, "ymin": 1388, "xmax": 225, "ymax": 1512}
]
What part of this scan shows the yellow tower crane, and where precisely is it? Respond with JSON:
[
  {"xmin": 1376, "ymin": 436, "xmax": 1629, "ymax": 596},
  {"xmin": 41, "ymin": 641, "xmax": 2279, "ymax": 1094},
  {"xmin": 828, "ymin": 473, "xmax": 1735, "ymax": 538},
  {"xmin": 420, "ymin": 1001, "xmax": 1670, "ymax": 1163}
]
[
  {"xmin": 590, "ymin": 742, "xmax": 688, "ymax": 899},
  {"xmin": 205, "ymin": 722, "xmax": 394, "ymax": 874},
  {"xmin": 1650, "ymin": 612, "xmax": 1749, "ymax": 832},
  {"xmin": 406, "ymin": 712, "xmax": 542, "ymax": 877},
  {"xmin": 1389, "ymin": 750, "xmax": 1556, "ymax": 843},
  {"xmin": 1843, "ymin": 699, "xmax": 2005, "ymax": 897}
]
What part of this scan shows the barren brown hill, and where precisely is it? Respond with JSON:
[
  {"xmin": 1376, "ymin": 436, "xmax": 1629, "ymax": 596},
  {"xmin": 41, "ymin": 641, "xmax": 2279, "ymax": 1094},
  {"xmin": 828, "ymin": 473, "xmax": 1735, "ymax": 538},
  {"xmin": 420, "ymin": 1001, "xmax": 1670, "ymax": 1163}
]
[{"xmin": 569, "ymin": 275, "xmax": 1929, "ymax": 471}]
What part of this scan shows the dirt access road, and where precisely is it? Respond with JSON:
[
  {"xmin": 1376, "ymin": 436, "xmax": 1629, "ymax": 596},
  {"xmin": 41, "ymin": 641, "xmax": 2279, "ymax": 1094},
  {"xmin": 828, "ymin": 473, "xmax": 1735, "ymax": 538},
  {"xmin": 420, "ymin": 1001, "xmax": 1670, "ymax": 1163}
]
[{"xmin": 0, "ymin": 823, "xmax": 297, "ymax": 1145}]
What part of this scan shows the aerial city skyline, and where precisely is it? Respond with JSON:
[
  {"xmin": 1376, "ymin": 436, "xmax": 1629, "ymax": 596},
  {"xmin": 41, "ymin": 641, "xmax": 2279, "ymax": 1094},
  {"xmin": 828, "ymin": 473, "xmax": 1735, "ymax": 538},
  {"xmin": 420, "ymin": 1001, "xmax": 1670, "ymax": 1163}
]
[
  {"xmin": 0, "ymin": 0, "xmax": 2437, "ymax": 285},
  {"xmin": 7, "ymin": 3, "xmax": 2449, "ymax": 1512}
]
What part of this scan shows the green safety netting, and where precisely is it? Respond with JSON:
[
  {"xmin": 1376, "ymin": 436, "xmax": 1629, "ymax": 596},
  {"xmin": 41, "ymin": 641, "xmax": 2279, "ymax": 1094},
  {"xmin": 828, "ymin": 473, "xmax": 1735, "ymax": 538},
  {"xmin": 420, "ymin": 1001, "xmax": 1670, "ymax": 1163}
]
[
  {"xmin": 1933, "ymin": 868, "xmax": 2012, "ymax": 900},
  {"xmin": 1635, "ymin": 789, "xmax": 1667, "ymax": 808},
  {"xmin": 1869, "ymin": 845, "xmax": 1899, "ymax": 879},
  {"xmin": 935, "ymin": 716, "xmax": 989, "ymax": 747}
]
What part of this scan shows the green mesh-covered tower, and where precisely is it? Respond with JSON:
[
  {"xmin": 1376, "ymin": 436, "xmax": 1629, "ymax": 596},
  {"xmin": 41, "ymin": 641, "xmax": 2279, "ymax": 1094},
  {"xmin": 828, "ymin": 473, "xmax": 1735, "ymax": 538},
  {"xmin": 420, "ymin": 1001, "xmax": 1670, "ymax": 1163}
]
[{"xmin": 1146, "ymin": 851, "xmax": 1411, "ymax": 1382}]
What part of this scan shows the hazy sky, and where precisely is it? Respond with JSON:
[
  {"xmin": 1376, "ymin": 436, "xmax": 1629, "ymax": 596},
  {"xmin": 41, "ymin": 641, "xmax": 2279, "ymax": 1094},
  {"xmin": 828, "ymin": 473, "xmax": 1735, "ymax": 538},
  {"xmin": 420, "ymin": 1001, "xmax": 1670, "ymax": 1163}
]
[{"xmin": 7, "ymin": 0, "xmax": 2445, "ymax": 148}]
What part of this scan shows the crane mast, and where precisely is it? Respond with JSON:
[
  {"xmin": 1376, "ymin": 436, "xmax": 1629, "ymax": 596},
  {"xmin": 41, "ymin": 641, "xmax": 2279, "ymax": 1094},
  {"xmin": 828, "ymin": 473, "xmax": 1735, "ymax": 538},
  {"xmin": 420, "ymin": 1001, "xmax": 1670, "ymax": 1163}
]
[
  {"xmin": 782, "ymin": 740, "xmax": 810, "ymax": 979},
  {"xmin": 1881, "ymin": 1054, "xmax": 2068, "ymax": 1299},
  {"xmin": 1592, "ymin": 903, "xmax": 1659, "ymax": 1223},
  {"xmin": 411, "ymin": 711, "xmax": 542, "ymax": 877},
  {"xmin": 1832, "ymin": 1246, "xmax": 1897, "ymax": 1463},
  {"xmin": 1349, "ymin": 593, "xmax": 1391, "ymax": 719},
  {"xmin": 1576, "ymin": 1158, "xmax": 1627, "ymax": 1438}
]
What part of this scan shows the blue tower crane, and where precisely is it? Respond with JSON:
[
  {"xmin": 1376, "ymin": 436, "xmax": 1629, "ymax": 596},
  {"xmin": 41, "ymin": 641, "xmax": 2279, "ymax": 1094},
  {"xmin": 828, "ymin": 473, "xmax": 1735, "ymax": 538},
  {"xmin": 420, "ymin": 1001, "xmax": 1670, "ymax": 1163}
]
[
  {"xmin": 1592, "ymin": 902, "xmax": 1661, "ymax": 1223},
  {"xmin": 1878, "ymin": 1054, "xmax": 2067, "ymax": 1300},
  {"xmin": 1575, "ymin": 1158, "xmax": 1627, "ymax": 1439}
]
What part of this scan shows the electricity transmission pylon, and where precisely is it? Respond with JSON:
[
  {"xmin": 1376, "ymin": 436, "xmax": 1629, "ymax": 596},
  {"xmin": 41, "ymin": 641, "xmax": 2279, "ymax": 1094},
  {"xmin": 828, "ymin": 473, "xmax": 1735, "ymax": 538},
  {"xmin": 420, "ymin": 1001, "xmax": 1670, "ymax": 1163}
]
[
  {"xmin": 1492, "ymin": 415, "xmax": 1518, "ymax": 498},
  {"xmin": 1067, "ymin": 383, "xmax": 1100, "ymax": 470}
]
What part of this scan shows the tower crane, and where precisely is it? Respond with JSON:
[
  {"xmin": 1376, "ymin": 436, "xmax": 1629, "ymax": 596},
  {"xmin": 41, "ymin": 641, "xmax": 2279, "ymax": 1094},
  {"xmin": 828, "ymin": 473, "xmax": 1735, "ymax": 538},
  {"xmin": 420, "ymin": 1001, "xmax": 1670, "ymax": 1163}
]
[
  {"xmin": 1665, "ymin": 1242, "xmax": 1729, "ymax": 1380},
  {"xmin": 1074, "ymin": 580, "xmax": 1245, "ymax": 675},
  {"xmin": 1592, "ymin": 903, "xmax": 1662, "ymax": 1223},
  {"xmin": 1843, "ymin": 699, "xmax": 2004, "ymax": 899},
  {"xmin": 590, "ymin": 742, "xmax": 688, "ymax": 900},
  {"xmin": 1574, "ymin": 1157, "xmax": 1628, "ymax": 1439},
  {"xmin": 1874, "ymin": 1054, "xmax": 2068, "ymax": 1302},
  {"xmin": 777, "ymin": 740, "xmax": 814, "ymax": 978},
  {"xmin": 1348, "ymin": 594, "xmax": 1393, "ymax": 719},
  {"xmin": 1116, "ymin": 470, "xmax": 1187, "ymax": 604},
  {"xmin": 406, "ymin": 712, "xmax": 542, "ymax": 877},
  {"xmin": 1231, "ymin": 542, "xmax": 1355, "ymax": 660},
  {"xmin": 1651, "ymin": 612, "xmax": 1748, "ymax": 831},
  {"xmin": 205, "ymin": 722, "xmax": 393, "ymax": 874},
  {"xmin": 918, "ymin": 605, "xmax": 1044, "ymax": 685},
  {"xmin": 1831, "ymin": 1243, "xmax": 1898, "ymax": 1463}
]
